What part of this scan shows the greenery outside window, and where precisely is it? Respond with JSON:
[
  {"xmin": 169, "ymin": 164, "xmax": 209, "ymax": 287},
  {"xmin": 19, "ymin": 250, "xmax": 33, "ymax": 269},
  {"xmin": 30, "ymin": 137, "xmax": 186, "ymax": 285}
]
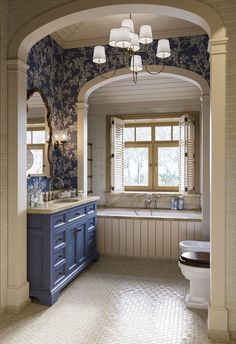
[{"xmin": 124, "ymin": 123, "xmax": 179, "ymax": 191}]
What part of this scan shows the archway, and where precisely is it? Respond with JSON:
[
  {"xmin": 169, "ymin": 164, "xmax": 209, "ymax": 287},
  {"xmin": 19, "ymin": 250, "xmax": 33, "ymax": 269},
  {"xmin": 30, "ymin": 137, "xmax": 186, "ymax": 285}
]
[{"xmin": 6, "ymin": 1, "xmax": 228, "ymax": 338}]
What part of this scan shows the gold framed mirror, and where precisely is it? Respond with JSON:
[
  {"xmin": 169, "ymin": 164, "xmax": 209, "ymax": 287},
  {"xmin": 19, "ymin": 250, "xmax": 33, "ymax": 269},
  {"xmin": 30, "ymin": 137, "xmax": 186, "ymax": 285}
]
[{"xmin": 27, "ymin": 88, "xmax": 53, "ymax": 176}]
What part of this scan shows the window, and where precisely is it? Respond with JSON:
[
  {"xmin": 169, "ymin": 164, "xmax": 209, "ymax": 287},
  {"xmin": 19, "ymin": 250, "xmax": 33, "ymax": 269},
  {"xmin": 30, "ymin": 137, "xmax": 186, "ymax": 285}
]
[
  {"xmin": 111, "ymin": 114, "xmax": 195, "ymax": 193},
  {"xmin": 27, "ymin": 128, "xmax": 48, "ymax": 175}
]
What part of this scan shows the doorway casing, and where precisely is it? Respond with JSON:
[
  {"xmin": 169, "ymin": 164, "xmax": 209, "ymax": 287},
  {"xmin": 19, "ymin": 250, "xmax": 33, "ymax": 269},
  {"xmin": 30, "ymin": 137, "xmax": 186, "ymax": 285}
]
[{"xmin": 6, "ymin": 1, "xmax": 228, "ymax": 338}]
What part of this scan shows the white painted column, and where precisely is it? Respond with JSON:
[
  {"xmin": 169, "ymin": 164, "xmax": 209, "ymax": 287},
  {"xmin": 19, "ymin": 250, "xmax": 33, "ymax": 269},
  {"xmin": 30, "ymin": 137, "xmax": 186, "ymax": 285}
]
[
  {"xmin": 201, "ymin": 95, "xmax": 210, "ymax": 241},
  {"xmin": 7, "ymin": 59, "xmax": 30, "ymax": 309},
  {"xmin": 208, "ymin": 38, "xmax": 229, "ymax": 339},
  {"xmin": 77, "ymin": 102, "xmax": 89, "ymax": 197}
]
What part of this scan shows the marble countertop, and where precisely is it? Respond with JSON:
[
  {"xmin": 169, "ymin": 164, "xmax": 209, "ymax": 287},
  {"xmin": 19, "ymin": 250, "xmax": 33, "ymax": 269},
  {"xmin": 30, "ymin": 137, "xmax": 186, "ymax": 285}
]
[{"xmin": 27, "ymin": 196, "xmax": 100, "ymax": 215}]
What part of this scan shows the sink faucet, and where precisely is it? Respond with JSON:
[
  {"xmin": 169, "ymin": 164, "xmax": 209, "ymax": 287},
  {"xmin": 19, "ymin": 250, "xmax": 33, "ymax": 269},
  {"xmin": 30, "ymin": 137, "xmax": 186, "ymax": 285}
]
[{"xmin": 49, "ymin": 177, "xmax": 64, "ymax": 191}]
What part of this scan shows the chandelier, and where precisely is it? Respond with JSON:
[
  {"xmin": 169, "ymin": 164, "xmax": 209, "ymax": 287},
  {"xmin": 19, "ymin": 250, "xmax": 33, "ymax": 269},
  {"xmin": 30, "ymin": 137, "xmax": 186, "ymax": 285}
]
[{"xmin": 92, "ymin": 15, "xmax": 171, "ymax": 83}]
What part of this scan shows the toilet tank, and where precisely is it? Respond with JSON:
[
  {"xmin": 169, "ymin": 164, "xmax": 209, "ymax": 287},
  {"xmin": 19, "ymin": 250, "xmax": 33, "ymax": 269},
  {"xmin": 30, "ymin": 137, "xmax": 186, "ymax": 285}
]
[{"xmin": 179, "ymin": 240, "xmax": 210, "ymax": 253}]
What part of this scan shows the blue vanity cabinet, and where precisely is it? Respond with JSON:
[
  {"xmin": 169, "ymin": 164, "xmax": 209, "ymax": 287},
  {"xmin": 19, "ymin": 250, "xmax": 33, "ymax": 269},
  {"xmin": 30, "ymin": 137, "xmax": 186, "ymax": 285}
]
[{"xmin": 27, "ymin": 201, "xmax": 99, "ymax": 306}]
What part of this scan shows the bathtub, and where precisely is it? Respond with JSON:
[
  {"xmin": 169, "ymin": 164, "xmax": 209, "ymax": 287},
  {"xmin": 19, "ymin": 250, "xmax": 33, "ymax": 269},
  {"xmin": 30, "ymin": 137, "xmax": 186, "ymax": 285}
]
[
  {"xmin": 97, "ymin": 208, "xmax": 203, "ymax": 259},
  {"xmin": 97, "ymin": 208, "xmax": 202, "ymax": 220}
]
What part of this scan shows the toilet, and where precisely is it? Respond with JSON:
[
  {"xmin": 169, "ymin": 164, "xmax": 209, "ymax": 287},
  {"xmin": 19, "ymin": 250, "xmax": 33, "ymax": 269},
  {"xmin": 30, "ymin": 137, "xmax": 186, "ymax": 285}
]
[
  {"xmin": 178, "ymin": 241, "xmax": 210, "ymax": 309},
  {"xmin": 179, "ymin": 240, "xmax": 210, "ymax": 253}
]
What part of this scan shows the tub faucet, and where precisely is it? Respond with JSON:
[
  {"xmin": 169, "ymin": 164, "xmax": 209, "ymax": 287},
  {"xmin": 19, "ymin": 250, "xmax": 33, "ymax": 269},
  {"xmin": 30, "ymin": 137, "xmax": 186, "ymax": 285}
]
[{"xmin": 144, "ymin": 194, "xmax": 160, "ymax": 208}]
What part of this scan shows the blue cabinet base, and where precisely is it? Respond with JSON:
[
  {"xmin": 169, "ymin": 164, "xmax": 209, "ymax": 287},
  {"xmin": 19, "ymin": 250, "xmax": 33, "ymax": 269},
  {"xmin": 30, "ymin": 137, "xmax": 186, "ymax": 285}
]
[
  {"xmin": 30, "ymin": 252, "xmax": 99, "ymax": 306},
  {"xmin": 27, "ymin": 201, "xmax": 99, "ymax": 306}
]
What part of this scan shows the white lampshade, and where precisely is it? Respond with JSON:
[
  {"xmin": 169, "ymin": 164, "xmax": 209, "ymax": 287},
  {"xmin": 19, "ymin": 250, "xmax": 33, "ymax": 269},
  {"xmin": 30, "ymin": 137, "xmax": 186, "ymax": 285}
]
[
  {"xmin": 156, "ymin": 39, "xmax": 171, "ymax": 59},
  {"xmin": 93, "ymin": 46, "xmax": 106, "ymax": 64},
  {"xmin": 116, "ymin": 27, "xmax": 131, "ymax": 48},
  {"xmin": 139, "ymin": 25, "xmax": 153, "ymax": 44},
  {"xmin": 121, "ymin": 18, "xmax": 134, "ymax": 33},
  {"xmin": 109, "ymin": 28, "xmax": 118, "ymax": 47},
  {"xmin": 130, "ymin": 33, "xmax": 140, "ymax": 52},
  {"xmin": 130, "ymin": 55, "xmax": 143, "ymax": 72}
]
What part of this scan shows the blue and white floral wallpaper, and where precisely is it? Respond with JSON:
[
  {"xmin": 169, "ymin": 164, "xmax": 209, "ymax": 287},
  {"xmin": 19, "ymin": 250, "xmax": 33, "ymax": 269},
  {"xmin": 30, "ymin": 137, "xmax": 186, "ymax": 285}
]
[{"xmin": 27, "ymin": 34, "xmax": 209, "ymax": 191}]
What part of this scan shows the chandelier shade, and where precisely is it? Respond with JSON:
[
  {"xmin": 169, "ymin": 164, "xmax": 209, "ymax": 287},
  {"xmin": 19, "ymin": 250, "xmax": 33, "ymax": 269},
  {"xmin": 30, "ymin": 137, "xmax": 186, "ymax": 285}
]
[
  {"xmin": 130, "ymin": 33, "xmax": 140, "ymax": 52},
  {"xmin": 92, "ymin": 15, "xmax": 172, "ymax": 83},
  {"xmin": 156, "ymin": 39, "xmax": 171, "ymax": 59},
  {"xmin": 109, "ymin": 28, "xmax": 119, "ymax": 47},
  {"xmin": 121, "ymin": 18, "xmax": 134, "ymax": 33},
  {"xmin": 116, "ymin": 27, "xmax": 131, "ymax": 48},
  {"xmin": 130, "ymin": 55, "xmax": 143, "ymax": 72},
  {"xmin": 93, "ymin": 46, "xmax": 106, "ymax": 64},
  {"xmin": 139, "ymin": 25, "xmax": 153, "ymax": 44}
]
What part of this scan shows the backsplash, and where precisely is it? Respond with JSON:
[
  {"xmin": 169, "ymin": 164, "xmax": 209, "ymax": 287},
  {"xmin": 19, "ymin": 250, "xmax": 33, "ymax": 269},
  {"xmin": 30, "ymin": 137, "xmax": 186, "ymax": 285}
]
[
  {"xmin": 27, "ymin": 176, "xmax": 49, "ymax": 192},
  {"xmin": 27, "ymin": 34, "xmax": 209, "ymax": 192}
]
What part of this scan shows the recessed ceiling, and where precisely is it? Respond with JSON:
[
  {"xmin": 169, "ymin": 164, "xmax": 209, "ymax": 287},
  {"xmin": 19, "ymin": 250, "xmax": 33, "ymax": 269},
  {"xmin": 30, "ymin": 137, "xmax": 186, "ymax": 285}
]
[
  {"xmin": 88, "ymin": 73, "xmax": 201, "ymax": 105},
  {"xmin": 51, "ymin": 13, "xmax": 205, "ymax": 49}
]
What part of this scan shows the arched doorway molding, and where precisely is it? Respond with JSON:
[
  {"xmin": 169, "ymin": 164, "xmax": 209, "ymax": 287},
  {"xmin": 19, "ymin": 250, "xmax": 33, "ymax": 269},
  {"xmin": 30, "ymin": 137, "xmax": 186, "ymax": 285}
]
[
  {"xmin": 6, "ymin": 1, "xmax": 228, "ymax": 339},
  {"xmin": 8, "ymin": 1, "xmax": 226, "ymax": 61},
  {"xmin": 77, "ymin": 65, "xmax": 210, "ymax": 248}
]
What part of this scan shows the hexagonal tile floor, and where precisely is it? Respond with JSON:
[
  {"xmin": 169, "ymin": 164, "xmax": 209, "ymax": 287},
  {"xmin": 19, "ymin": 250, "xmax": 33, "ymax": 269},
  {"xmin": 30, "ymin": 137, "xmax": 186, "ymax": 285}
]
[{"xmin": 0, "ymin": 257, "xmax": 234, "ymax": 344}]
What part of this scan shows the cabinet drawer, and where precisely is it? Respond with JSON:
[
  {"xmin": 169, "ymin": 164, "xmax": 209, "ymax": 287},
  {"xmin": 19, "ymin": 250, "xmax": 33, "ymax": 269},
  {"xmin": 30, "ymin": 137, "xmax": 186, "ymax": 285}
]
[
  {"xmin": 67, "ymin": 207, "xmax": 86, "ymax": 223},
  {"xmin": 54, "ymin": 230, "xmax": 66, "ymax": 249},
  {"xmin": 54, "ymin": 247, "xmax": 66, "ymax": 267},
  {"xmin": 54, "ymin": 264, "xmax": 66, "ymax": 285},
  {"xmin": 87, "ymin": 217, "xmax": 96, "ymax": 233},
  {"xmin": 53, "ymin": 213, "xmax": 66, "ymax": 229},
  {"xmin": 86, "ymin": 203, "xmax": 96, "ymax": 215}
]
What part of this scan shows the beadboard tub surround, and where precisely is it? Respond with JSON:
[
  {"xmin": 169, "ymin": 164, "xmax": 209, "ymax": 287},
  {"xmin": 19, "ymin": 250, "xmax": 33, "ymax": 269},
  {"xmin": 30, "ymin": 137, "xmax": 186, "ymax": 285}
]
[{"xmin": 97, "ymin": 208, "xmax": 202, "ymax": 259}]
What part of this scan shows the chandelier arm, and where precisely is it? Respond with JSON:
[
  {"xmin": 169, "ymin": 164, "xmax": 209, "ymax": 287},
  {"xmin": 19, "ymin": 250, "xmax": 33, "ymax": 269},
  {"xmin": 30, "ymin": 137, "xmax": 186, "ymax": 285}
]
[
  {"xmin": 145, "ymin": 62, "xmax": 165, "ymax": 75},
  {"xmin": 132, "ymin": 71, "xmax": 138, "ymax": 84}
]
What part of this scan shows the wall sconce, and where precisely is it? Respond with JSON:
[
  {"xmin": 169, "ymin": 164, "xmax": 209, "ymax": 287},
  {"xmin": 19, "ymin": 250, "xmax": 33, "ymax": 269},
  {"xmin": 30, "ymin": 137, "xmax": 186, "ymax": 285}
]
[{"xmin": 53, "ymin": 129, "xmax": 68, "ymax": 149}]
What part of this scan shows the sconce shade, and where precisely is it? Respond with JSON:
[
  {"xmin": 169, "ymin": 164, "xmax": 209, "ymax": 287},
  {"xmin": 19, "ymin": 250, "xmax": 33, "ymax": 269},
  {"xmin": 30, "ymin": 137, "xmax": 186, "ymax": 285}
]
[
  {"xmin": 116, "ymin": 27, "xmax": 131, "ymax": 48},
  {"xmin": 130, "ymin": 55, "xmax": 143, "ymax": 72},
  {"xmin": 156, "ymin": 39, "xmax": 171, "ymax": 59},
  {"xmin": 130, "ymin": 33, "xmax": 140, "ymax": 52},
  {"xmin": 139, "ymin": 25, "xmax": 153, "ymax": 44},
  {"xmin": 93, "ymin": 46, "xmax": 106, "ymax": 64},
  {"xmin": 121, "ymin": 18, "xmax": 134, "ymax": 33}
]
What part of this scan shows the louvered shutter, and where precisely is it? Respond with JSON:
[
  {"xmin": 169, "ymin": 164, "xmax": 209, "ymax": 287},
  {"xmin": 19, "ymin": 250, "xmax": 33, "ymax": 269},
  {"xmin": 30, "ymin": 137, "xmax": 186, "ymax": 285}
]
[
  {"xmin": 179, "ymin": 114, "xmax": 195, "ymax": 194},
  {"xmin": 110, "ymin": 117, "xmax": 124, "ymax": 193}
]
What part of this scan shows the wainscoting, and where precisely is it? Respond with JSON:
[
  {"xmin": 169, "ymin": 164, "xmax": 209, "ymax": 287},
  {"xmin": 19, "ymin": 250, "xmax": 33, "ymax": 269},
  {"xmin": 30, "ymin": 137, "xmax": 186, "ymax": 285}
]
[{"xmin": 97, "ymin": 217, "xmax": 202, "ymax": 259}]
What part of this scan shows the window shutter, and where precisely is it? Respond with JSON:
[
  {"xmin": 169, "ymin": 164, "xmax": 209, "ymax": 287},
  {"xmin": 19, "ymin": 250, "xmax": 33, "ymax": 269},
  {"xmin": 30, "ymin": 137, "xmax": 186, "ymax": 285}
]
[
  {"xmin": 179, "ymin": 114, "xmax": 195, "ymax": 194},
  {"xmin": 110, "ymin": 117, "xmax": 124, "ymax": 193}
]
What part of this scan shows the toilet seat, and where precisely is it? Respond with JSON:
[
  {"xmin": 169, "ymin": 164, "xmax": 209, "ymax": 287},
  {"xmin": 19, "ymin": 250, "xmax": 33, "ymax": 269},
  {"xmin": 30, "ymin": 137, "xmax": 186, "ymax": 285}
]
[{"xmin": 179, "ymin": 252, "xmax": 210, "ymax": 268}]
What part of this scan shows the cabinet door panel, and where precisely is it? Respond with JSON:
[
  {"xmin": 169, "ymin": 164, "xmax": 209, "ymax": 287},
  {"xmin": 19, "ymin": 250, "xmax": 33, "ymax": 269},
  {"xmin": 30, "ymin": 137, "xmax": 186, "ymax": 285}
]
[
  {"xmin": 67, "ymin": 225, "xmax": 77, "ymax": 273},
  {"xmin": 76, "ymin": 223, "xmax": 86, "ymax": 265}
]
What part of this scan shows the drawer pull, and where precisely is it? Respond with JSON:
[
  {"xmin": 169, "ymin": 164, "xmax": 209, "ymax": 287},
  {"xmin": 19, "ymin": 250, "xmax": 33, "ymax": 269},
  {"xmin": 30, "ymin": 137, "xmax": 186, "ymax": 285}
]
[
  {"xmin": 56, "ymin": 272, "xmax": 63, "ymax": 278},
  {"xmin": 77, "ymin": 228, "xmax": 82, "ymax": 232},
  {"xmin": 56, "ymin": 218, "xmax": 64, "ymax": 224},
  {"xmin": 56, "ymin": 237, "xmax": 63, "ymax": 244},
  {"xmin": 56, "ymin": 255, "xmax": 63, "ymax": 261},
  {"xmin": 75, "ymin": 213, "xmax": 81, "ymax": 217}
]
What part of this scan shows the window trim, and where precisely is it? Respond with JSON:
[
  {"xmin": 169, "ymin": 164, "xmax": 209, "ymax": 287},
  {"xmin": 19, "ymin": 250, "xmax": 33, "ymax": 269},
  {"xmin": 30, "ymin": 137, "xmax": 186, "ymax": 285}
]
[
  {"xmin": 124, "ymin": 122, "xmax": 180, "ymax": 192},
  {"xmin": 107, "ymin": 112, "xmax": 200, "ymax": 194}
]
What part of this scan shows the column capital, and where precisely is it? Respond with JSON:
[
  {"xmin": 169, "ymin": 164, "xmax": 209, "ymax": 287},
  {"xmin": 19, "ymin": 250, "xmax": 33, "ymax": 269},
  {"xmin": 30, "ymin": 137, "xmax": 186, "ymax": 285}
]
[
  {"xmin": 7, "ymin": 59, "xmax": 29, "ymax": 75},
  {"xmin": 209, "ymin": 38, "xmax": 228, "ymax": 55},
  {"xmin": 76, "ymin": 102, "xmax": 89, "ymax": 110}
]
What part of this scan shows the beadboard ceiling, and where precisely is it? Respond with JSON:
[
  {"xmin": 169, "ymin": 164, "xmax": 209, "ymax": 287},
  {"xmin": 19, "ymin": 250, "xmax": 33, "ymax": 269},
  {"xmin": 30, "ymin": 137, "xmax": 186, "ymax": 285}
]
[
  {"xmin": 88, "ymin": 73, "xmax": 201, "ymax": 106},
  {"xmin": 51, "ymin": 13, "xmax": 205, "ymax": 49}
]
